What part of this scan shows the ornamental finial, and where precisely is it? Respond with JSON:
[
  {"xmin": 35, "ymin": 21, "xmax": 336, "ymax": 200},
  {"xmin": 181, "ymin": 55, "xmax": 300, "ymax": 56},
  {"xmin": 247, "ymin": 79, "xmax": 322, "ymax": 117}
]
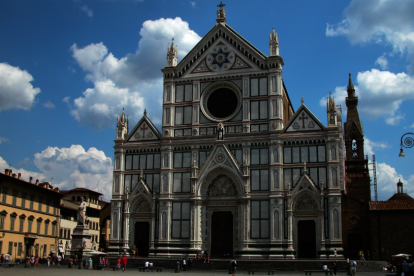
[
  {"xmin": 216, "ymin": 2, "xmax": 226, "ymax": 23},
  {"xmin": 301, "ymin": 97, "xmax": 305, "ymax": 105}
]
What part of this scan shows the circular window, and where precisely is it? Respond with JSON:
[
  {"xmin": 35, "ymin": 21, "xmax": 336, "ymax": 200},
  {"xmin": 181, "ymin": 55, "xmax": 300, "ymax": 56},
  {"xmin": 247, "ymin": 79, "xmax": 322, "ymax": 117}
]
[
  {"xmin": 207, "ymin": 88, "xmax": 238, "ymax": 118},
  {"xmin": 200, "ymin": 82, "xmax": 242, "ymax": 122}
]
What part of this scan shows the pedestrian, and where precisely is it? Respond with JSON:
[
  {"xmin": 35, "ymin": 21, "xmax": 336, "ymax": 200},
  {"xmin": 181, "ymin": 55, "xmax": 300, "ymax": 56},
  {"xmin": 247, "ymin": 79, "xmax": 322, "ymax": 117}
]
[
  {"xmin": 57, "ymin": 254, "xmax": 62, "ymax": 268},
  {"xmin": 116, "ymin": 257, "xmax": 121, "ymax": 272},
  {"xmin": 188, "ymin": 258, "xmax": 192, "ymax": 271},
  {"xmin": 367, "ymin": 250, "xmax": 370, "ymax": 260},
  {"xmin": 182, "ymin": 258, "xmax": 187, "ymax": 271},
  {"xmin": 0, "ymin": 254, "xmax": 4, "ymax": 263},
  {"xmin": 323, "ymin": 264, "xmax": 328, "ymax": 275},
  {"xmin": 332, "ymin": 262, "xmax": 337, "ymax": 275},
  {"xmin": 35, "ymin": 256, "xmax": 39, "ymax": 268},
  {"xmin": 145, "ymin": 261, "xmax": 149, "ymax": 272},
  {"xmin": 30, "ymin": 255, "xmax": 35, "ymax": 267},
  {"xmin": 230, "ymin": 258, "xmax": 237, "ymax": 276},
  {"xmin": 351, "ymin": 260, "xmax": 357, "ymax": 276},
  {"xmin": 121, "ymin": 254, "xmax": 127, "ymax": 272},
  {"xmin": 132, "ymin": 249, "xmax": 136, "ymax": 258},
  {"xmin": 205, "ymin": 250, "xmax": 210, "ymax": 263},
  {"xmin": 5, "ymin": 252, "xmax": 10, "ymax": 264},
  {"xmin": 333, "ymin": 248, "xmax": 337, "ymax": 259}
]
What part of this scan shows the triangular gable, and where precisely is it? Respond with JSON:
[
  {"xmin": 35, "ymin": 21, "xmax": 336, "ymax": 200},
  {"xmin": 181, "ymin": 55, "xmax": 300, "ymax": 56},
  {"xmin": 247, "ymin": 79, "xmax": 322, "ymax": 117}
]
[
  {"xmin": 127, "ymin": 115, "xmax": 161, "ymax": 142},
  {"xmin": 176, "ymin": 23, "xmax": 268, "ymax": 78},
  {"xmin": 196, "ymin": 143, "xmax": 243, "ymax": 181},
  {"xmin": 128, "ymin": 178, "xmax": 154, "ymax": 212},
  {"xmin": 283, "ymin": 104, "xmax": 326, "ymax": 133},
  {"xmin": 185, "ymin": 39, "xmax": 257, "ymax": 77},
  {"xmin": 344, "ymin": 120, "xmax": 364, "ymax": 138},
  {"xmin": 290, "ymin": 172, "xmax": 321, "ymax": 203}
]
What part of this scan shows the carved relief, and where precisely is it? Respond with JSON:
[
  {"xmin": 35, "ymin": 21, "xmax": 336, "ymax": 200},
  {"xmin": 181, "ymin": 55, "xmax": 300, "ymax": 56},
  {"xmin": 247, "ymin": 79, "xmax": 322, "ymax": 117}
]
[
  {"xmin": 207, "ymin": 175, "xmax": 237, "ymax": 196},
  {"xmin": 295, "ymin": 194, "xmax": 317, "ymax": 211},
  {"xmin": 134, "ymin": 197, "xmax": 151, "ymax": 213}
]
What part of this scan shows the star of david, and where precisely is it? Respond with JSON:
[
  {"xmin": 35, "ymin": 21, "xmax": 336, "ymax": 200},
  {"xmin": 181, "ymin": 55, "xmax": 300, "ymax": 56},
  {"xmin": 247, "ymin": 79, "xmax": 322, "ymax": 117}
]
[{"xmin": 211, "ymin": 48, "xmax": 230, "ymax": 68}]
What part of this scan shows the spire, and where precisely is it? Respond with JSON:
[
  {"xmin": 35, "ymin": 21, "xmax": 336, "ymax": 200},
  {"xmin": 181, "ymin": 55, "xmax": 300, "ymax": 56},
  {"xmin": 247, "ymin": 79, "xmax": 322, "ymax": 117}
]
[
  {"xmin": 327, "ymin": 91, "xmax": 337, "ymax": 126},
  {"xmin": 116, "ymin": 107, "xmax": 128, "ymax": 140},
  {"xmin": 166, "ymin": 38, "xmax": 178, "ymax": 67},
  {"xmin": 269, "ymin": 26, "xmax": 279, "ymax": 56},
  {"xmin": 216, "ymin": 2, "xmax": 226, "ymax": 23},
  {"xmin": 301, "ymin": 97, "xmax": 305, "ymax": 105},
  {"xmin": 347, "ymin": 73, "xmax": 356, "ymax": 97}
]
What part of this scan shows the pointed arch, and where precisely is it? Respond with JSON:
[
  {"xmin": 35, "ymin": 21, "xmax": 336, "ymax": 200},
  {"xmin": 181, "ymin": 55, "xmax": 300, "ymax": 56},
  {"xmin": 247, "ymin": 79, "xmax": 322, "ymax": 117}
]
[
  {"xmin": 163, "ymin": 154, "xmax": 169, "ymax": 167},
  {"xmin": 332, "ymin": 168, "xmax": 338, "ymax": 187},
  {"xmin": 274, "ymin": 210, "xmax": 280, "ymax": 239},
  {"xmin": 161, "ymin": 212, "xmax": 167, "ymax": 239},
  {"xmin": 273, "ymin": 170, "xmax": 279, "ymax": 189},
  {"xmin": 333, "ymin": 209, "xmax": 339, "ymax": 238},
  {"xmin": 163, "ymin": 174, "xmax": 168, "ymax": 192},
  {"xmin": 331, "ymin": 146, "xmax": 336, "ymax": 160},
  {"xmin": 112, "ymin": 212, "xmax": 118, "ymax": 239},
  {"xmin": 273, "ymin": 148, "xmax": 279, "ymax": 163},
  {"xmin": 114, "ymin": 176, "xmax": 120, "ymax": 193},
  {"xmin": 116, "ymin": 156, "xmax": 121, "ymax": 169}
]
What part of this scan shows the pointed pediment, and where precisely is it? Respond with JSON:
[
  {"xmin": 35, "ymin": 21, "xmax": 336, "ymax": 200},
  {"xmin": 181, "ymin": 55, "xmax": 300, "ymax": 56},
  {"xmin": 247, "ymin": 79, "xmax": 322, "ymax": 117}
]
[
  {"xmin": 344, "ymin": 120, "xmax": 364, "ymax": 138},
  {"xmin": 290, "ymin": 172, "xmax": 321, "ymax": 203},
  {"xmin": 185, "ymin": 39, "xmax": 257, "ymax": 77},
  {"xmin": 283, "ymin": 104, "xmax": 326, "ymax": 133},
  {"xmin": 175, "ymin": 23, "xmax": 268, "ymax": 78},
  {"xmin": 197, "ymin": 143, "xmax": 243, "ymax": 181},
  {"xmin": 129, "ymin": 179, "xmax": 153, "ymax": 207},
  {"xmin": 127, "ymin": 116, "xmax": 161, "ymax": 142}
]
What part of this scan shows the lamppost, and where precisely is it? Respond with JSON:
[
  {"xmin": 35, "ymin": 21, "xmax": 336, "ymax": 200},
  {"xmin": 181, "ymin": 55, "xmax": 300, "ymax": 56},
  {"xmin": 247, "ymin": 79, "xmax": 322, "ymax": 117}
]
[{"xmin": 399, "ymin": 133, "xmax": 414, "ymax": 157}]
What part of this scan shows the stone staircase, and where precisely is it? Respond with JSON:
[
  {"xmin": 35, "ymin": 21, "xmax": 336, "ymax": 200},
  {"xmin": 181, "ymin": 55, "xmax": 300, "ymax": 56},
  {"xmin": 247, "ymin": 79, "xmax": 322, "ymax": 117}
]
[{"xmin": 117, "ymin": 258, "xmax": 387, "ymax": 272}]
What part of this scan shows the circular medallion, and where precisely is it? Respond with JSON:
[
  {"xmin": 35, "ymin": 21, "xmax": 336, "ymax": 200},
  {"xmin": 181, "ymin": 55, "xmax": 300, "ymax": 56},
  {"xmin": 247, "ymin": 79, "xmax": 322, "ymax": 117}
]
[{"xmin": 215, "ymin": 153, "xmax": 225, "ymax": 163}]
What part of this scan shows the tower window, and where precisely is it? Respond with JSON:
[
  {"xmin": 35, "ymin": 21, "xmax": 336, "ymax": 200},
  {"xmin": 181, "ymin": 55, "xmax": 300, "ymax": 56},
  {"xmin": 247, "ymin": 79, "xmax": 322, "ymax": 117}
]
[{"xmin": 352, "ymin": 139, "xmax": 358, "ymax": 159}]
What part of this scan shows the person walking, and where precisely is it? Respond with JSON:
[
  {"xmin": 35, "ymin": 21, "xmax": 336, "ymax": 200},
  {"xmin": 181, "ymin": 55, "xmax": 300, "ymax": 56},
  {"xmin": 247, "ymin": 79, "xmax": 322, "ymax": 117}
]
[
  {"xmin": 116, "ymin": 257, "xmax": 121, "ymax": 272},
  {"xmin": 187, "ymin": 258, "xmax": 192, "ymax": 271},
  {"xmin": 57, "ymin": 254, "xmax": 62, "ymax": 268},
  {"xmin": 35, "ymin": 256, "xmax": 39, "ymax": 268},
  {"xmin": 121, "ymin": 254, "xmax": 127, "ymax": 272},
  {"xmin": 333, "ymin": 248, "xmax": 337, "ymax": 259},
  {"xmin": 230, "ymin": 258, "xmax": 237, "ymax": 276},
  {"xmin": 332, "ymin": 262, "xmax": 337, "ymax": 276},
  {"xmin": 351, "ymin": 260, "xmax": 357, "ymax": 276},
  {"xmin": 182, "ymin": 258, "xmax": 187, "ymax": 271}
]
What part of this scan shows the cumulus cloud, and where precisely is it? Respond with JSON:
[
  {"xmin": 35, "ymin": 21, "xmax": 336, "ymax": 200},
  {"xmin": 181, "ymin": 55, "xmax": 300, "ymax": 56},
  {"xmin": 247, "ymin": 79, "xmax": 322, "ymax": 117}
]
[
  {"xmin": 0, "ymin": 63, "xmax": 41, "ymax": 111},
  {"xmin": 0, "ymin": 145, "xmax": 113, "ymax": 200},
  {"xmin": 375, "ymin": 54, "xmax": 388, "ymax": 70},
  {"xmin": 364, "ymin": 138, "xmax": 389, "ymax": 158},
  {"xmin": 68, "ymin": 17, "xmax": 201, "ymax": 130},
  {"xmin": 376, "ymin": 163, "xmax": 414, "ymax": 200},
  {"xmin": 320, "ymin": 69, "xmax": 414, "ymax": 125},
  {"xmin": 326, "ymin": 0, "xmax": 414, "ymax": 73},
  {"xmin": 43, "ymin": 101, "xmax": 55, "ymax": 109}
]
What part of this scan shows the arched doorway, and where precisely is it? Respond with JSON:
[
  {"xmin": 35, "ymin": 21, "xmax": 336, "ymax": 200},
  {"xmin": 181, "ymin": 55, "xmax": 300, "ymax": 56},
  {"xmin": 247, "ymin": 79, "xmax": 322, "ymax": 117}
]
[
  {"xmin": 211, "ymin": 211, "xmax": 233, "ymax": 258},
  {"xmin": 134, "ymin": 221, "xmax": 150, "ymax": 257},
  {"xmin": 297, "ymin": 220, "xmax": 316, "ymax": 258}
]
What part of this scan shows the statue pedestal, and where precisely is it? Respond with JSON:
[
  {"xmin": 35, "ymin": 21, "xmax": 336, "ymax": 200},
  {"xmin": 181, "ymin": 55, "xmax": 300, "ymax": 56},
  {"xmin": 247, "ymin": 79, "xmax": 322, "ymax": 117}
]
[{"xmin": 67, "ymin": 225, "xmax": 93, "ymax": 269}]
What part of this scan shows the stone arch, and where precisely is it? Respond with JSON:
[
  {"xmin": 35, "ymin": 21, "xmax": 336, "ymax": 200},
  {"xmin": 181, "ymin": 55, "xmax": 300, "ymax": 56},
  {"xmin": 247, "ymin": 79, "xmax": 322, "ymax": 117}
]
[
  {"xmin": 206, "ymin": 174, "xmax": 238, "ymax": 196},
  {"xmin": 331, "ymin": 146, "xmax": 337, "ymax": 160},
  {"xmin": 273, "ymin": 170, "xmax": 279, "ymax": 189},
  {"xmin": 198, "ymin": 166, "xmax": 243, "ymax": 196},
  {"xmin": 273, "ymin": 148, "xmax": 279, "ymax": 163},
  {"xmin": 290, "ymin": 190, "xmax": 321, "ymax": 211},
  {"xmin": 332, "ymin": 168, "xmax": 338, "ymax": 187},
  {"xmin": 333, "ymin": 208, "xmax": 340, "ymax": 238},
  {"xmin": 131, "ymin": 195, "xmax": 152, "ymax": 213}
]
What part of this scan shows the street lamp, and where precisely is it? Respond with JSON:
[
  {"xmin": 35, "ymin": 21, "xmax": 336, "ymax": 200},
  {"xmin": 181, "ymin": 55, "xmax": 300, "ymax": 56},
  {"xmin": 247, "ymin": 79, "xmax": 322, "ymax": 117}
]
[{"xmin": 399, "ymin": 133, "xmax": 414, "ymax": 157}]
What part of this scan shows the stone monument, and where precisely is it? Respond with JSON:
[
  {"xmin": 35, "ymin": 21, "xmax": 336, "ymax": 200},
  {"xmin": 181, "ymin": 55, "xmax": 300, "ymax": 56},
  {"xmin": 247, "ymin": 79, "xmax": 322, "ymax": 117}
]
[{"xmin": 69, "ymin": 197, "xmax": 93, "ymax": 269}]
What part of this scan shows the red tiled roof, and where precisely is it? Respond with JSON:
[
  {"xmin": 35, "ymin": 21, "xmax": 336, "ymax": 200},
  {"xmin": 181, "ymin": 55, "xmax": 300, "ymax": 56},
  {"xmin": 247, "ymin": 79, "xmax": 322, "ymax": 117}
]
[
  {"xmin": 59, "ymin": 187, "xmax": 103, "ymax": 195},
  {"xmin": 369, "ymin": 200, "xmax": 414, "ymax": 210}
]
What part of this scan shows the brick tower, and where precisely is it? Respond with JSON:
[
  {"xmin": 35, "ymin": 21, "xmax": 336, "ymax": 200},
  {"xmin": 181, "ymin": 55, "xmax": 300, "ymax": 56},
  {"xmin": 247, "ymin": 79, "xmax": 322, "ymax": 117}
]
[{"xmin": 344, "ymin": 73, "xmax": 371, "ymax": 202}]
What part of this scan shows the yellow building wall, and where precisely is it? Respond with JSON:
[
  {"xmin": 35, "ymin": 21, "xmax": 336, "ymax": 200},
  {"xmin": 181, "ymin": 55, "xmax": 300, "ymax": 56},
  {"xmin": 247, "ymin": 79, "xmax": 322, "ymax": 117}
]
[{"xmin": 0, "ymin": 175, "xmax": 61, "ymax": 260}]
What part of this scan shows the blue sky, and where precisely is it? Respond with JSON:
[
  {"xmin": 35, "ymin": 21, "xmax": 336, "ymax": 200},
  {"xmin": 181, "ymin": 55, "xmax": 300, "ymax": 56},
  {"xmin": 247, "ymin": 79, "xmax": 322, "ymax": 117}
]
[{"xmin": 0, "ymin": 0, "xmax": 413, "ymax": 200}]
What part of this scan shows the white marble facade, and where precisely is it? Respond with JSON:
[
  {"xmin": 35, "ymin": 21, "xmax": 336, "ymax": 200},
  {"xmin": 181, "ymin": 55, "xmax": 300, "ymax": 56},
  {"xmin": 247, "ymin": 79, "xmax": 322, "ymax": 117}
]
[{"xmin": 109, "ymin": 6, "xmax": 344, "ymax": 259}]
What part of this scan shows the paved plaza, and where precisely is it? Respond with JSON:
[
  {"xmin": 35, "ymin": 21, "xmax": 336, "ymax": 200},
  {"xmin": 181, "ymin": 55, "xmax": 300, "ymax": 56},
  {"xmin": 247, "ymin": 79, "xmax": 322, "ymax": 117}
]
[{"xmin": 0, "ymin": 266, "xmax": 394, "ymax": 276}]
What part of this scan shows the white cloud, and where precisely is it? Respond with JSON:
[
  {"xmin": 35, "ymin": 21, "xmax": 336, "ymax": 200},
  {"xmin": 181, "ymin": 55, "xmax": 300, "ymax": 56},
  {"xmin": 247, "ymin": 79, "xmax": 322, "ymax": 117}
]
[
  {"xmin": 0, "ymin": 137, "xmax": 9, "ymax": 144},
  {"xmin": 376, "ymin": 163, "xmax": 414, "ymax": 200},
  {"xmin": 43, "ymin": 101, "xmax": 55, "ymax": 109},
  {"xmin": 0, "ymin": 145, "xmax": 113, "ymax": 200},
  {"xmin": 68, "ymin": 17, "xmax": 201, "ymax": 130},
  {"xmin": 320, "ymin": 69, "xmax": 414, "ymax": 125},
  {"xmin": 81, "ymin": 5, "xmax": 93, "ymax": 18},
  {"xmin": 190, "ymin": 2, "xmax": 196, "ymax": 8},
  {"xmin": 375, "ymin": 54, "xmax": 388, "ymax": 70},
  {"xmin": 326, "ymin": 0, "xmax": 414, "ymax": 73},
  {"xmin": 364, "ymin": 138, "xmax": 389, "ymax": 158},
  {"xmin": 0, "ymin": 63, "xmax": 41, "ymax": 111}
]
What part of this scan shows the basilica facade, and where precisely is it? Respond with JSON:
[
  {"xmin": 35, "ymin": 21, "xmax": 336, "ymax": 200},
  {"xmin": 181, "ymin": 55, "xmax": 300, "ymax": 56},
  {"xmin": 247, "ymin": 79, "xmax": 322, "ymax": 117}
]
[{"xmin": 109, "ymin": 4, "xmax": 345, "ymax": 259}]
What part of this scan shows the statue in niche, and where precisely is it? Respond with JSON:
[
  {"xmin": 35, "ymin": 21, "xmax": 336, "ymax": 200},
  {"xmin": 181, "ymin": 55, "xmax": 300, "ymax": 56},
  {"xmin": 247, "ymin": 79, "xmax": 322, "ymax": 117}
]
[
  {"xmin": 296, "ymin": 194, "xmax": 317, "ymax": 211},
  {"xmin": 135, "ymin": 198, "xmax": 151, "ymax": 213},
  {"xmin": 208, "ymin": 175, "xmax": 237, "ymax": 196},
  {"xmin": 217, "ymin": 122, "xmax": 224, "ymax": 140}
]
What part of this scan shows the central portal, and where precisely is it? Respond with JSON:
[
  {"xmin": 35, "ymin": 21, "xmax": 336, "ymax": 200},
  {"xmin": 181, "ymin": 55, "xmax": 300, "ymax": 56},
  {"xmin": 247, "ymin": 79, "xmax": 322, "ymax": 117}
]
[
  {"xmin": 211, "ymin": 211, "xmax": 233, "ymax": 258},
  {"xmin": 134, "ymin": 221, "xmax": 150, "ymax": 257},
  {"xmin": 297, "ymin": 220, "xmax": 316, "ymax": 258}
]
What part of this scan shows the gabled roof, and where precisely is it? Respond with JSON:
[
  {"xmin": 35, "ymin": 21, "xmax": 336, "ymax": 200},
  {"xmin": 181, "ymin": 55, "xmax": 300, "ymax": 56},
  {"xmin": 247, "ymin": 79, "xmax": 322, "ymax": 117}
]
[
  {"xmin": 370, "ymin": 200, "xmax": 414, "ymax": 210},
  {"xmin": 171, "ymin": 23, "xmax": 279, "ymax": 78},
  {"xmin": 126, "ymin": 114, "xmax": 161, "ymax": 142},
  {"xmin": 283, "ymin": 102, "xmax": 326, "ymax": 133}
]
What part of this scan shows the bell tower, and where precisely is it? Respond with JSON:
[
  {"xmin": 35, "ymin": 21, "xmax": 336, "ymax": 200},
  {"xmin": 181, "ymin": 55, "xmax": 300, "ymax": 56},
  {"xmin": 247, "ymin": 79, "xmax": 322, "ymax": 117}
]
[{"xmin": 344, "ymin": 73, "xmax": 371, "ymax": 202}]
